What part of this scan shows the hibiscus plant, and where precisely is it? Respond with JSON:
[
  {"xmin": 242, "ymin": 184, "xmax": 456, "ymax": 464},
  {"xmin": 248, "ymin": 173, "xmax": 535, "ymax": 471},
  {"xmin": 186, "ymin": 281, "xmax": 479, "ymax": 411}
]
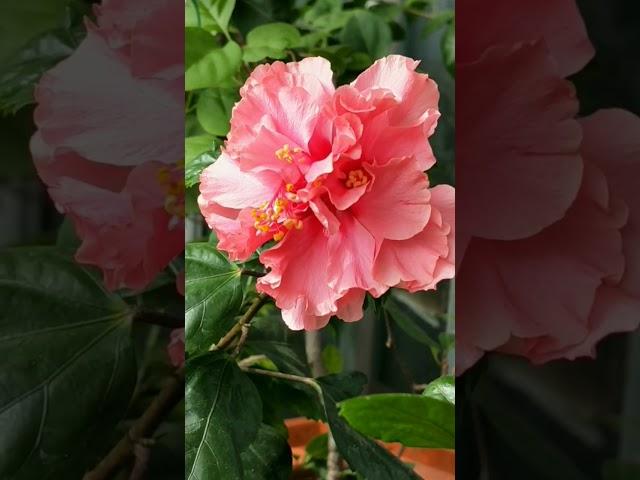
[{"xmin": 186, "ymin": 0, "xmax": 455, "ymax": 479}]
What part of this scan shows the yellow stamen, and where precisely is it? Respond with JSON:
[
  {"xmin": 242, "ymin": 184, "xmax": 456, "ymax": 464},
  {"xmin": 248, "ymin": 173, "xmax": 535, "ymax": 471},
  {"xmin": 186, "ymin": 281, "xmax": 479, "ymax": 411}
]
[
  {"xmin": 345, "ymin": 169, "xmax": 369, "ymax": 189},
  {"xmin": 285, "ymin": 183, "xmax": 296, "ymax": 193},
  {"xmin": 273, "ymin": 231, "xmax": 285, "ymax": 242},
  {"xmin": 275, "ymin": 144, "xmax": 294, "ymax": 163}
]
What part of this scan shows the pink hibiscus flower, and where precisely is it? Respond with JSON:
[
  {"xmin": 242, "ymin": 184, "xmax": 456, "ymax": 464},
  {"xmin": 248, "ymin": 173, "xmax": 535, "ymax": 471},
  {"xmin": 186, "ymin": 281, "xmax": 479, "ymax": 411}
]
[
  {"xmin": 199, "ymin": 55, "xmax": 455, "ymax": 330},
  {"xmin": 31, "ymin": 0, "xmax": 184, "ymax": 291}
]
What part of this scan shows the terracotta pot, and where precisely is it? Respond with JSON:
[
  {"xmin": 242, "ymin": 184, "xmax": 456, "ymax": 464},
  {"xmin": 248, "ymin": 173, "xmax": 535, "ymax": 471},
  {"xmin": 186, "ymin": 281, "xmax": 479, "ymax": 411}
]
[{"xmin": 285, "ymin": 417, "xmax": 455, "ymax": 479}]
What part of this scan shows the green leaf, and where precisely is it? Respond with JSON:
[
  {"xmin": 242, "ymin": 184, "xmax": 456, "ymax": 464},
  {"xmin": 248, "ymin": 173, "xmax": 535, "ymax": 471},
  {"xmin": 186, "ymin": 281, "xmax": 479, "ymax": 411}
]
[
  {"xmin": 186, "ymin": 0, "xmax": 217, "ymax": 31},
  {"xmin": 185, "ymin": 153, "xmax": 216, "ymax": 188},
  {"xmin": 339, "ymin": 394, "xmax": 455, "ymax": 449},
  {"xmin": 245, "ymin": 315, "xmax": 310, "ymax": 376},
  {"xmin": 196, "ymin": 88, "xmax": 238, "ymax": 136},
  {"xmin": 0, "ymin": 5, "xmax": 86, "ymax": 113},
  {"xmin": 185, "ymin": 135, "xmax": 217, "ymax": 163},
  {"xmin": 185, "ymin": 243, "xmax": 244, "ymax": 355},
  {"xmin": 384, "ymin": 295, "xmax": 440, "ymax": 349},
  {"xmin": 421, "ymin": 10, "xmax": 454, "ymax": 36},
  {"xmin": 250, "ymin": 375, "xmax": 322, "ymax": 422},
  {"xmin": 240, "ymin": 423, "xmax": 292, "ymax": 480},
  {"xmin": 243, "ymin": 22, "xmax": 301, "ymax": 62},
  {"xmin": 441, "ymin": 20, "xmax": 455, "ymax": 76},
  {"xmin": 305, "ymin": 433, "xmax": 329, "ymax": 461},
  {"xmin": 423, "ymin": 375, "xmax": 455, "ymax": 404},
  {"xmin": 185, "ymin": 29, "xmax": 242, "ymax": 91},
  {"xmin": 317, "ymin": 371, "xmax": 366, "ymax": 402},
  {"xmin": 186, "ymin": 351, "xmax": 262, "ymax": 480},
  {"xmin": 56, "ymin": 217, "xmax": 80, "ymax": 251},
  {"xmin": 0, "ymin": 1, "xmax": 76, "ymax": 62},
  {"xmin": 321, "ymin": 345, "xmax": 343, "ymax": 374},
  {"xmin": 0, "ymin": 248, "xmax": 136, "ymax": 477},
  {"xmin": 298, "ymin": 0, "xmax": 350, "ymax": 32},
  {"xmin": 186, "ymin": 0, "xmax": 236, "ymax": 36},
  {"xmin": 320, "ymin": 388, "xmax": 420, "ymax": 479},
  {"xmin": 340, "ymin": 10, "xmax": 392, "ymax": 60}
]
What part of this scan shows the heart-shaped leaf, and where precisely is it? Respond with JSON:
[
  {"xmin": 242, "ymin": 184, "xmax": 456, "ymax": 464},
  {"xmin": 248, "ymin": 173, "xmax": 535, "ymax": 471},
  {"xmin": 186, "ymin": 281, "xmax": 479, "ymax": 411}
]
[
  {"xmin": 240, "ymin": 423, "xmax": 292, "ymax": 480},
  {"xmin": 0, "ymin": 248, "xmax": 136, "ymax": 478},
  {"xmin": 185, "ymin": 243, "xmax": 243, "ymax": 354},
  {"xmin": 186, "ymin": 351, "xmax": 262, "ymax": 480},
  {"xmin": 321, "ymin": 389, "xmax": 420, "ymax": 480},
  {"xmin": 340, "ymin": 10, "xmax": 392, "ymax": 60},
  {"xmin": 196, "ymin": 88, "xmax": 238, "ymax": 136},
  {"xmin": 339, "ymin": 393, "xmax": 455, "ymax": 449},
  {"xmin": 185, "ymin": 30, "xmax": 241, "ymax": 91}
]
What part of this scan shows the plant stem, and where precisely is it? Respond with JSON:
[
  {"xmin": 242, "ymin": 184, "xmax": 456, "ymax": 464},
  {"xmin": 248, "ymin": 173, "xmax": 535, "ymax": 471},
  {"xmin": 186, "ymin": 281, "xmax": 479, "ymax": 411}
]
[
  {"xmin": 305, "ymin": 330, "xmax": 340, "ymax": 480},
  {"xmin": 212, "ymin": 294, "xmax": 269, "ymax": 351},
  {"xmin": 240, "ymin": 367, "xmax": 322, "ymax": 396},
  {"xmin": 305, "ymin": 330, "xmax": 325, "ymax": 377},
  {"xmin": 83, "ymin": 368, "xmax": 185, "ymax": 480}
]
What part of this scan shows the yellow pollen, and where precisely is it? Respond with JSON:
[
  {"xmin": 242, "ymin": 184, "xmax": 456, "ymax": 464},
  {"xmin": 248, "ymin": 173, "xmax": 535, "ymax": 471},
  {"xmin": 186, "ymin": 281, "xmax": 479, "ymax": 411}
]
[
  {"xmin": 285, "ymin": 183, "xmax": 296, "ymax": 193},
  {"xmin": 345, "ymin": 169, "xmax": 369, "ymax": 189},
  {"xmin": 156, "ymin": 162, "xmax": 185, "ymax": 218},
  {"xmin": 275, "ymin": 144, "xmax": 294, "ymax": 163},
  {"xmin": 273, "ymin": 231, "xmax": 285, "ymax": 242}
]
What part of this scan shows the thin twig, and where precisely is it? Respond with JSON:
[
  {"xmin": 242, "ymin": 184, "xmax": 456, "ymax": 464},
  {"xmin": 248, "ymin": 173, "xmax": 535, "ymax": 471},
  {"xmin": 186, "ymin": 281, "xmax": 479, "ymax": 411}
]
[
  {"xmin": 83, "ymin": 368, "xmax": 185, "ymax": 480},
  {"xmin": 234, "ymin": 324, "xmax": 250, "ymax": 356},
  {"xmin": 237, "ymin": 354, "xmax": 268, "ymax": 369},
  {"xmin": 240, "ymin": 367, "xmax": 322, "ymax": 395},
  {"xmin": 212, "ymin": 294, "xmax": 269, "ymax": 351}
]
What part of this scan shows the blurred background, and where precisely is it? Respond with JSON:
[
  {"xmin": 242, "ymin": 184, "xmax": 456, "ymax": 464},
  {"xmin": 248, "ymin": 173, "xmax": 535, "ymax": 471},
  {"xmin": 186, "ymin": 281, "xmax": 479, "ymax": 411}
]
[{"xmin": 458, "ymin": 1, "xmax": 640, "ymax": 478}]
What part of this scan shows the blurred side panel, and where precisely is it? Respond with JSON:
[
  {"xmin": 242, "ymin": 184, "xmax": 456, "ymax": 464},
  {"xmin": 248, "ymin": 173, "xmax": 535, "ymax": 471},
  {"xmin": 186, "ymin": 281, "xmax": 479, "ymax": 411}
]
[
  {"xmin": 0, "ymin": 1, "xmax": 185, "ymax": 478},
  {"xmin": 456, "ymin": 0, "xmax": 640, "ymax": 478}
]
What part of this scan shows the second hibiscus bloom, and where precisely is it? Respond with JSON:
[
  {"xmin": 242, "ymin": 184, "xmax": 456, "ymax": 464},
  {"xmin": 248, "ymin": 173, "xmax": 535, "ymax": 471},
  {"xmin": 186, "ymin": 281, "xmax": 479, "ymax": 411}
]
[{"xmin": 198, "ymin": 55, "xmax": 454, "ymax": 330}]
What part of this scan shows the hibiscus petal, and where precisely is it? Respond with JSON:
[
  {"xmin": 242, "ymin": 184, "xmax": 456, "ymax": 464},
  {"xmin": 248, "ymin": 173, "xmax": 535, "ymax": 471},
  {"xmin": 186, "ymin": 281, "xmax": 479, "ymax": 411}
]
[
  {"xmin": 457, "ymin": 0, "xmax": 594, "ymax": 77},
  {"xmin": 33, "ymin": 28, "xmax": 182, "ymax": 167},
  {"xmin": 457, "ymin": 42, "xmax": 583, "ymax": 240},
  {"xmin": 352, "ymin": 156, "xmax": 430, "ymax": 241},
  {"xmin": 198, "ymin": 203, "xmax": 268, "ymax": 262},
  {"xmin": 199, "ymin": 153, "xmax": 280, "ymax": 209},
  {"xmin": 375, "ymin": 185, "xmax": 454, "ymax": 291},
  {"xmin": 351, "ymin": 55, "xmax": 440, "ymax": 128},
  {"xmin": 335, "ymin": 289, "xmax": 367, "ymax": 323},
  {"xmin": 258, "ymin": 218, "xmax": 341, "ymax": 328}
]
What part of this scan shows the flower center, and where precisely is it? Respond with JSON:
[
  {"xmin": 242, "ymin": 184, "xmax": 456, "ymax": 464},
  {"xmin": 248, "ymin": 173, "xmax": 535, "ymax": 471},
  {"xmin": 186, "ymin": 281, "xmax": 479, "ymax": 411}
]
[
  {"xmin": 345, "ymin": 169, "xmax": 369, "ymax": 188},
  {"xmin": 251, "ymin": 192, "xmax": 303, "ymax": 242},
  {"xmin": 275, "ymin": 144, "xmax": 302, "ymax": 164},
  {"xmin": 156, "ymin": 161, "xmax": 185, "ymax": 221}
]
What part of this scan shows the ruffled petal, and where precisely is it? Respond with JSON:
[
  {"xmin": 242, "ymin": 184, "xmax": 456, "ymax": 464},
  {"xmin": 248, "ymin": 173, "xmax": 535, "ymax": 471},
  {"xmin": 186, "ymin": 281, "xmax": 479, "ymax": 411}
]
[
  {"xmin": 457, "ymin": 0, "xmax": 594, "ymax": 77},
  {"xmin": 351, "ymin": 55, "xmax": 440, "ymax": 128},
  {"xmin": 352, "ymin": 156, "xmax": 430, "ymax": 241},
  {"xmin": 198, "ymin": 153, "xmax": 281, "ymax": 209},
  {"xmin": 258, "ymin": 218, "xmax": 341, "ymax": 329},
  {"xmin": 33, "ymin": 28, "xmax": 182, "ymax": 167},
  {"xmin": 375, "ymin": 185, "xmax": 455, "ymax": 292},
  {"xmin": 457, "ymin": 43, "xmax": 583, "ymax": 240}
]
